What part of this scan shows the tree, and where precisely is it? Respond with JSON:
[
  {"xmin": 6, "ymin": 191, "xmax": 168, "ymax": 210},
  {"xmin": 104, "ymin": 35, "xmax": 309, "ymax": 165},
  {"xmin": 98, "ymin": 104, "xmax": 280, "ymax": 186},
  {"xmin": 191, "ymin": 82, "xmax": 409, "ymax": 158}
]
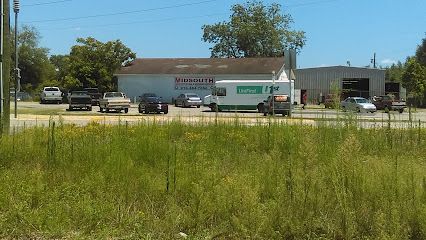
[
  {"xmin": 415, "ymin": 35, "xmax": 426, "ymax": 66},
  {"xmin": 66, "ymin": 37, "xmax": 136, "ymax": 92},
  {"xmin": 402, "ymin": 57, "xmax": 426, "ymax": 106},
  {"xmin": 385, "ymin": 61, "xmax": 405, "ymax": 82},
  {"xmin": 202, "ymin": 1, "xmax": 306, "ymax": 58},
  {"xmin": 12, "ymin": 25, "xmax": 56, "ymax": 93}
]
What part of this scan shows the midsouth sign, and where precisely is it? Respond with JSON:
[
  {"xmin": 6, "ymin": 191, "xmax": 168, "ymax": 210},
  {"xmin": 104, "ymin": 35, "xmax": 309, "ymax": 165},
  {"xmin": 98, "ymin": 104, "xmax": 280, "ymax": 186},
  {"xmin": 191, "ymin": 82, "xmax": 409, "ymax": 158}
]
[
  {"xmin": 175, "ymin": 77, "xmax": 215, "ymax": 90},
  {"xmin": 175, "ymin": 77, "xmax": 215, "ymax": 85}
]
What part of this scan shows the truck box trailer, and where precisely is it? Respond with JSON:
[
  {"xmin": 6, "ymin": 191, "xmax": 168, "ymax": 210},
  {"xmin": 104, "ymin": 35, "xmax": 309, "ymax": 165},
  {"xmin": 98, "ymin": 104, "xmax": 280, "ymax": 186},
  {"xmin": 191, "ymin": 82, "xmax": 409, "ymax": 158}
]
[{"xmin": 209, "ymin": 80, "xmax": 294, "ymax": 112}]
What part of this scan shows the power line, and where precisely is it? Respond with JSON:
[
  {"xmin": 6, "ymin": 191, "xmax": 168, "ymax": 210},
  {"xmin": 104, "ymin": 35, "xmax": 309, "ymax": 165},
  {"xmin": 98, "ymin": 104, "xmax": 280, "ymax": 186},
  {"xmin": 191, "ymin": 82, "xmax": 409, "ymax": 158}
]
[
  {"xmin": 24, "ymin": 0, "xmax": 218, "ymax": 23},
  {"xmin": 22, "ymin": 0, "xmax": 72, "ymax": 7},
  {"xmin": 37, "ymin": 13, "xmax": 228, "ymax": 31}
]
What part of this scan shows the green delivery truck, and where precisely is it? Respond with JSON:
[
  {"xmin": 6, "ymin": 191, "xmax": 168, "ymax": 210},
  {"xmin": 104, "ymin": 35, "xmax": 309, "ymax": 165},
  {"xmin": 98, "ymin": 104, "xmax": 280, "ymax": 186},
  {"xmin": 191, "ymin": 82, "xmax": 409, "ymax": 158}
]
[{"xmin": 209, "ymin": 80, "xmax": 294, "ymax": 112}]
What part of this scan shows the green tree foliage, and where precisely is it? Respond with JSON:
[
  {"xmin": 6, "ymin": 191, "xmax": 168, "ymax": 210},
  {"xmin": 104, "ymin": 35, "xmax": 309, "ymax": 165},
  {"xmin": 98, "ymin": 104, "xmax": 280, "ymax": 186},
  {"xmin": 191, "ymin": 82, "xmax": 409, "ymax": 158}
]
[
  {"xmin": 385, "ymin": 61, "xmax": 405, "ymax": 82},
  {"xmin": 415, "ymin": 36, "xmax": 426, "ymax": 66},
  {"xmin": 12, "ymin": 26, "xmax": 56, "ymax": 92},
  {"xmin": 402, "ymin": 57, "xmax": 426, "ymax": 105},
  {"xmin": 65, "ymin": 37, "xmax": 136, "ymax": 92},
  {"xmin": 49, "ymin": 54, "xmax": 70, "ymax": 84},
  {"xmin": 202, "ymin": 1, "xmax": 306, "ymax": 58}
]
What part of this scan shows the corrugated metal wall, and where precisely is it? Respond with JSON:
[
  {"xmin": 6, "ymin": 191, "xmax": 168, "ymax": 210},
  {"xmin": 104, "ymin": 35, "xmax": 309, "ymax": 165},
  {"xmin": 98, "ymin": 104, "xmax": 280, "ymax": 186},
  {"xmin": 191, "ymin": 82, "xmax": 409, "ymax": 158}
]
[{"xmin": 294, "ymin": 66, "xmax": 385, "ymax": 103}]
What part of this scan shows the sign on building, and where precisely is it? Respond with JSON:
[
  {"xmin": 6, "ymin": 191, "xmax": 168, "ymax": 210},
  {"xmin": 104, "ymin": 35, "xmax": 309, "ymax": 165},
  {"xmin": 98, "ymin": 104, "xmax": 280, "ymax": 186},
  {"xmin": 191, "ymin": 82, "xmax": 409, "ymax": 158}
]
[{"xmin": 175, "ymin": 77, "xmax": 215, "ymax": 91}]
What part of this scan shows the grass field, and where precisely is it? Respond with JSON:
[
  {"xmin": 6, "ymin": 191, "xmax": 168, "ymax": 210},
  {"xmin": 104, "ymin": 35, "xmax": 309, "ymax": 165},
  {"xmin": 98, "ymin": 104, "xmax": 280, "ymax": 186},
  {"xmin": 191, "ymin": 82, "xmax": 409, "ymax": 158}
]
[{"xmin": 1, "ymin": 119, "xmax": 426, "ymax": 239}]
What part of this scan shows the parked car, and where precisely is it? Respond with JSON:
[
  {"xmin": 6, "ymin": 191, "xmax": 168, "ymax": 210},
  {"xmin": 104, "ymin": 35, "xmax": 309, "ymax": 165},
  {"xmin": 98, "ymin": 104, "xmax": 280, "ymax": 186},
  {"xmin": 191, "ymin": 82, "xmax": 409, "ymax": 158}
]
[
  {"xmin": 324, "ymin": 94, "xmax": 340, "ymax": 109},
  {"xmin": 263, "ymin": 94, "xmax": 291, "ymax": 116},
  {"xmin": 341, "ymin": 97, "xmax": 376, "ymax": 113},
  {"xmin": 68, "ymin": 91, "xmax": 92, "ymax": 111},
  {"xmin": 99, "ymin": 92, "xmax": 131, "ymax": 113},
  {"xmin": 83, "ymin": 88, "xmax": 102, "ymax": 106},
  {"xmin": 140, "ymin": 93, "xmax": 157, "ymax": 99},
  {"xmin": 40, "ymin": 87, "xmax": 63, "ymax": 104},
  {"xmin": 138, "ymin": 96, "xmax": 168, "ymax": 114},
  {"xmin": 371, "ymin": 95, "xmax": 406, "ymax": 113},
  {"xmin": 175, "ymin": 93, "xmax": 202, "ymax": 108}
]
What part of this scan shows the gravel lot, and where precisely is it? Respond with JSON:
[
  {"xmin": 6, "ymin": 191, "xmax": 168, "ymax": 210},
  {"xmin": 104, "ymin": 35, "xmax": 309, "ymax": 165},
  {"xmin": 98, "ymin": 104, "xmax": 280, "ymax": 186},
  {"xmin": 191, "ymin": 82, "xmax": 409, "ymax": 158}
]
[{"xmin": 7, "ymin": 101, "xmax": 426, "ymax": 129}]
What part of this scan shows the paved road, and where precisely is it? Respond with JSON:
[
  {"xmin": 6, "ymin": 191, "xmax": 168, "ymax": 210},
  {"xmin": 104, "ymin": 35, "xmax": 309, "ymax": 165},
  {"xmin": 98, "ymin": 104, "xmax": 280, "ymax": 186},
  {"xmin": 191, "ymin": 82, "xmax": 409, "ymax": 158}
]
[{"xmin": 7, "ymin": 102, "xmax": 426, "ymax": 129}]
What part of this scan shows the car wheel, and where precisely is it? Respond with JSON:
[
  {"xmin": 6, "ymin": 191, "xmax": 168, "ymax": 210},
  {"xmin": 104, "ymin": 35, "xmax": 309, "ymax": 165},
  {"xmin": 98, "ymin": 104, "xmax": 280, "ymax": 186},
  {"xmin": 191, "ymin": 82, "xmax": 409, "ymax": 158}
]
[
  {"xmin": 164, "ymin": 110, "xmax": 168, "ymax": 114},
  {"xmin": 106, "ymin": 108, "xmax": 109, "ymax": 113},
  {"xmin": 88, "ymin": 106, "xmax": 92, "ymax": 111},
  {"xmin": 68, "ymin": 106, "xmax": 73, "ymax": 111},
  {"xmin": 125, "ymin": 108, "xmax": 129, "ymax": 113},
  {"xmin": 100, "ymin": 107, "xmax": 104, "ymax": 113},
  {"xmin": 197, "ymin": 105, "xmax": 200, "ymax": 108},
  {"xmin": 263, "ymin": 112, "xmax": 267, "ymax": 116},
  {"xmin": 138, "ymin": 106, "xmax": 143, "ymax": 113},
  {"xmin": 257, "ymin": 103, "xmax": 264, "ymax": 113},
  {"xmin": 175, "ymin": 101, "xmax": 178, "ymax": 107},
  {"xmin": 399, "ymin": 108, "xmax": 404, "ymax": 113},
  {"xmin": 356, "ymin": 107, "xmax": 360, "ymax": 113}
]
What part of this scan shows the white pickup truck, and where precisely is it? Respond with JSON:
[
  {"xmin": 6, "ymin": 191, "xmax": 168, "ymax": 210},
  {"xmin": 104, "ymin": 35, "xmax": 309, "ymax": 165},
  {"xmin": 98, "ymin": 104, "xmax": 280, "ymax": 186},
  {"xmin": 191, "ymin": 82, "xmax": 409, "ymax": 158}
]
[
  {"xmin": 40, "ymin": 87, "xmax": 63, "ymax": 104},
  {"xmin": 99, "ymin": 92, "xmax": 131, "ymax": 113}
]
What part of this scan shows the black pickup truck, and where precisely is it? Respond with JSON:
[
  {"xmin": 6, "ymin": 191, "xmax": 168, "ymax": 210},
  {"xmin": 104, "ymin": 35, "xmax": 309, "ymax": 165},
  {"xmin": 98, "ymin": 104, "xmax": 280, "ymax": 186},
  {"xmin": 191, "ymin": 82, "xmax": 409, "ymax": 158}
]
[
  {"xmin": 68, "ymin": 91, "xmax": 92, "ymax": 111},
  {"xmin": 83, "ymin": 88, "xmax": 102, "ymax": 106}
]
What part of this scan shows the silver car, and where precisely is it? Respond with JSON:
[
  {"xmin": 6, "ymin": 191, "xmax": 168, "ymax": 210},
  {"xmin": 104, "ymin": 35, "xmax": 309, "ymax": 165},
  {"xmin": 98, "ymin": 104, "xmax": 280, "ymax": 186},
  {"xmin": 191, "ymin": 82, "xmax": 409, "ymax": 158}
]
[
  {"xmin": 175, "ymin": 93, "xmax": 202, "ymax": 108},
  {"xmin": 341, "ymin": 97, "xmax": 377, "ymax": 113}
]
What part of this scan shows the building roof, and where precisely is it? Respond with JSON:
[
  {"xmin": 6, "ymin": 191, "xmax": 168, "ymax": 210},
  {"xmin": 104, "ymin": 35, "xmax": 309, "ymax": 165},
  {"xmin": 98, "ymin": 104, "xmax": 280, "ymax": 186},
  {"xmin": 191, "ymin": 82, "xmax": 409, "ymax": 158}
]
[
  {"xmin": 116, "ymin": 58, "xmax": 284, "ymax": 75},
  {"xmin": 296, "ymin": 65, "xmax": 386, "ymax": 72}
]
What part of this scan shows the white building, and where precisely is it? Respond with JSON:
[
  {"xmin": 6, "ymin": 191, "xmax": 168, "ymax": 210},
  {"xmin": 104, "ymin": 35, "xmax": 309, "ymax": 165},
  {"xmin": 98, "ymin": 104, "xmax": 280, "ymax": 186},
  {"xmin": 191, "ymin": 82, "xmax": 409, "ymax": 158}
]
[{"xmin": 115, "ymin": 58, "xmax": 285, "ymax": 102}]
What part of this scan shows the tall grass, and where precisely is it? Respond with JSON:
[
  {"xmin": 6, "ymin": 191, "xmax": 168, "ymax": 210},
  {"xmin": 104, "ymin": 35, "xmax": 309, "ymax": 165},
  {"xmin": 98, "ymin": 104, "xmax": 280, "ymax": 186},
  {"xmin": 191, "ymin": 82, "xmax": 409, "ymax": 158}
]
[{"xmin": 0, "ymin": 119, "xmax": 426, "ymax": 239}]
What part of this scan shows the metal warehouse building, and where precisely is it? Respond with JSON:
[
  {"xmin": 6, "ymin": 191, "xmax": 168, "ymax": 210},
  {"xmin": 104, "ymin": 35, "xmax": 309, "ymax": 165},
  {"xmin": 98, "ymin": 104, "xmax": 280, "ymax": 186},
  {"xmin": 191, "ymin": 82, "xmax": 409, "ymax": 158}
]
[
  {"xmin": 115, "ymin": 58, "xmax": 285, "ymax": 102},
  {"xmin": 294, "ymin": 66, "xmax": 386, "ymax": 104}
]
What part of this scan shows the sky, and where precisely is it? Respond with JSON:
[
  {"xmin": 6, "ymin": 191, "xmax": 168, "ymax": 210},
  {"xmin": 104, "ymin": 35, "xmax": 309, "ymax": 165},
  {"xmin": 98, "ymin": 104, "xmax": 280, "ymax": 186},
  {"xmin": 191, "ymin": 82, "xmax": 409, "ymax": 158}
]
[{"xmin": 16, "ymin": 0, "xmax": 426, "ymax": 68}]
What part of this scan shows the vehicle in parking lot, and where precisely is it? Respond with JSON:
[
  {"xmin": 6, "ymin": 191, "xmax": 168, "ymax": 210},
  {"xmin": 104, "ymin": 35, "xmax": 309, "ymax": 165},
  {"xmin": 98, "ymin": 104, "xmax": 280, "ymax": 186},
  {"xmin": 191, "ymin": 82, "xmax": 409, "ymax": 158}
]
[
  {"xmin": 324, "ymin": 94, "xmax": 340, "ymax": 109},
  {"xmin": 99, "ymin": 92, "xmax": 131, "ymax": 113},
  {"xmin": 68, "ymin": 91, "xmax": 92, "ymax": 111},
  {"xmin": 40, "ymin": 87, "xmax": 63, "ymax": 104},
  {"xmin": 209, "ymin": 79, "xmax": 294, "ymax": 112},
  {"xmin": 175, "ymin": 93, "xmax": 202, "ymax": 108},
  {"xmin": 341, "ymin": 97, "xmax": 376, "ymax": 113},
  {"xmin": 263, "ymin": 94, "xmax": 291, "ymax": 116},
  {"xmin": 371, "ymin": 95, "xmax": 406, "ymax": 113},
  {"xmin": 83, "ymin": 88, "xmax": 102, "ymax": 106},
  {"xmin": 138, "ymin": 96, "xmax": 168, "ymax": 114}
]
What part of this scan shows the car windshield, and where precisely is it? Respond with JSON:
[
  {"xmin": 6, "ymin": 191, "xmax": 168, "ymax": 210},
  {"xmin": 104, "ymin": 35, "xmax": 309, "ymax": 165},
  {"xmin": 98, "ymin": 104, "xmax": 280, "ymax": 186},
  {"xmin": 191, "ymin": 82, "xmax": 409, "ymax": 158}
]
[
  {"xmin": 45, "ymin": 87, "xmax": 59, "ymax": 91},
  {"xmin": 355, "ymin": 98, "xmax": 368, "ymax": 103},
  {"xmin": 72, "ymin": 91, "xmax": 88, "ymax": 96},
  {"xmin": 187, "ymin": 94, "xmax": 199, "ymax": 98},
  {"xmin": 105, "ymin": 92, "xmax": 123, "ymax": 98},
  {"xmin": 146, "ymin": 97, "xmax": 161, "ymax": 103}
]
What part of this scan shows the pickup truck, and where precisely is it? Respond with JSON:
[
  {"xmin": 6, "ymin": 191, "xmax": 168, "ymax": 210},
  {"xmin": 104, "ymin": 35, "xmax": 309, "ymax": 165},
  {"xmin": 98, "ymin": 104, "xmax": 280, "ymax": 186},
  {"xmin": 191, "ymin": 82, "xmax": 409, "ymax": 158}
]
[
  {"xmin": 40, "ymin": 87, "xmax": 63, "ymax": 104},
  {"xmin": 99, "ymin": 92, "xmax": 131, "ymax": 113},
  {"xmin": 68, "ymin": 91, "xmax": 92, "ymax": 111},
  {"xmin": 263, "ymin": 94, "xmax": 291, "ymax": 116},
  {"xmin": 83, "ymin": 88, "xmax": 102, "ymax": 106},
  {"xmin": 371, "ymin": 95, "xmax": 406, "ymax": 113}
]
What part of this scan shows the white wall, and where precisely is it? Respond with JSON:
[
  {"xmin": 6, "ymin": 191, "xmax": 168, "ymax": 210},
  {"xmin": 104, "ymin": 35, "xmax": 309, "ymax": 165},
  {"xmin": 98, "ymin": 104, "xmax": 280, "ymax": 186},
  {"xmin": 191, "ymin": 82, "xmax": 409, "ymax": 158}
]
[{"xmin": 117, "ymin": 74, "xmax": 274, "ymax": 103}]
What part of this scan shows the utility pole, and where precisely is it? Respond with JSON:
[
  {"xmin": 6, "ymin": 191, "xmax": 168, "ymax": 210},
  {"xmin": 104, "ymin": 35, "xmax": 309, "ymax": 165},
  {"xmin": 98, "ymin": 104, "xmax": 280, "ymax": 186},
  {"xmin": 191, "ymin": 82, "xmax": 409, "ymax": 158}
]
[
  {"xmin": 0, "ymin": 0, "xmax": 4, "ymax": 118},
  {"xmin": 371, "ymin": 53, "xmax": 376, "ymax": 68},
  {"xmin": 1, "ymin": 0, "xmax": 10, "ymax": 133},
  {"xmin": 13, "ymin": 0, "xmax": 19, "ymax": 119}
]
